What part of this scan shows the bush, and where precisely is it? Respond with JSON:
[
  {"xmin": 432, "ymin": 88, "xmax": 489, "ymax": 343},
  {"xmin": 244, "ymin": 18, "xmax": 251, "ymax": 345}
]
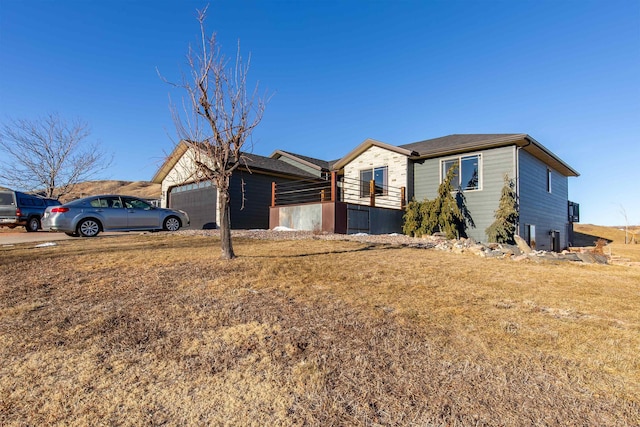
[
  {"xmin": 485, "ymin": 175, "xmax": 518, "ymax": 244},
  {"xmin": 403, "ymin": 165, "xmax": 471, "ymax": 239}
]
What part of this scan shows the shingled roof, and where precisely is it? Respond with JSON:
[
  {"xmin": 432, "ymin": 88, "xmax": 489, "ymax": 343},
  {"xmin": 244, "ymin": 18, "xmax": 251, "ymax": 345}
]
[
  {"xmin": 241, "ymin": 152, "xmax": 318, "ymax": 178},
  {"xmin": 400, "ymin": 134, "xmax": 526, "ymax": 156},
  {"xmin": 152, "ymin": 141, "xmax": 318, "ymax": 184},
  {"xmin": 269, "ymin": 150, "xmax": 341, "ymax": 171},
  {"xmin": 277, "ymin": 150, "xmax": 332, "ymax": 170},
  {"xmin": 398, "ymin": 134, "xmax": 579, "ymax": 177}
]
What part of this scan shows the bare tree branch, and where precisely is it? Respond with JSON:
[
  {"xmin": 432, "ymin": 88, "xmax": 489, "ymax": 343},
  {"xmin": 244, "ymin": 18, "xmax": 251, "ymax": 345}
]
[{"xmin": 0, "ymin": 113, "xmax": 113, "ymax": 198}]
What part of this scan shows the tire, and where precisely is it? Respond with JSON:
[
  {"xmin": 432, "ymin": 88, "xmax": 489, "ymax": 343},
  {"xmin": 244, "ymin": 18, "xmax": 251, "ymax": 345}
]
[
  {"xmin": 163, "ymin": 216, "xmax": 181, "ymax": 232},
  {"xmin": 26, "ymin": 217, "xmax": 40, "ymax": 232},
  {"xmin": 77, "ymin": 218, "xmax": 101, "ymax": 237},
  {"xmin": 65, "ymin": 231, "xmax": 79, "ymax": 237}
]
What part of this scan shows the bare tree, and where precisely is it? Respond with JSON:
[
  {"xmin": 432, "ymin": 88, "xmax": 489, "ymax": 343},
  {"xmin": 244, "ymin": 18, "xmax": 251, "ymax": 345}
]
[
  {"xmin": 0, "ymin": 113, "xmax": 111, "ymax": 198},
  {"xmin": 163, "ymin": 6, "xmax": 267, "ymax": 260},
  {"xmin": 620, "ymin": 204, "xmax": 629, "ymax": 244}
]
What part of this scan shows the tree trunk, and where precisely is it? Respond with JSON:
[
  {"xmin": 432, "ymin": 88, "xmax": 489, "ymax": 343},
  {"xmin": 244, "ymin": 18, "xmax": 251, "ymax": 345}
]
[{"xmin": 218, "ymin": 187, "xmax": 235, "ymax": 259}]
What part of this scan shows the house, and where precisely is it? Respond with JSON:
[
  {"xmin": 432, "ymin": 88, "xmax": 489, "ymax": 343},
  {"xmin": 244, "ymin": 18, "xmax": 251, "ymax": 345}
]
[
  {"xmin": 154, "ymin": 134, "xmax": 579, "ymax": 251},
  {"xmin": 398, "ymin": 134, "xmax": 580, "ymax": 251},
  {"xmin": 151, "ymin": 140, "xmax": 321, "ymax": 230},
  {"xmin": 270, "ymin": 134, "xmax": 579, "ymax": 251}
]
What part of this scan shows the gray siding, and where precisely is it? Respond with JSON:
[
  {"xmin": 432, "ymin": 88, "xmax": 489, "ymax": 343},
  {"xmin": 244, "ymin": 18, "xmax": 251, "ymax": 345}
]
[
  {"xmin": 230, "ymin": 171, "xmax": 297, "ymax": 229},
  {"xmin": 278, "ymin": 157, "xmax": 323, "ymax": 177},
  {"xmin": 411, "ymin": 146, "xmax": 516, "ymax": 242},
  {"xmin": 518, "ymin": 150, "xmax": 569, "ymax": 250}
]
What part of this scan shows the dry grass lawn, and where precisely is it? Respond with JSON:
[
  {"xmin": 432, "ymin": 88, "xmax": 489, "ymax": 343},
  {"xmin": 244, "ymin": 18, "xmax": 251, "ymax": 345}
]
[
  {"xmin": 574, "ymin": 223, "xmax": 640, "ymax": 263},
  {"xmin": 1, "ymin": 234, "xmax": 639, "ymax": 426}
]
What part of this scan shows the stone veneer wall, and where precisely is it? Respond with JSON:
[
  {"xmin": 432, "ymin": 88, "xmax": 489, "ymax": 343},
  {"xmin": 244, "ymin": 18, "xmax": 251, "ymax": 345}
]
[{"xmin": 342, "ymin": 145, "xmax": 408, "ymax": 208}]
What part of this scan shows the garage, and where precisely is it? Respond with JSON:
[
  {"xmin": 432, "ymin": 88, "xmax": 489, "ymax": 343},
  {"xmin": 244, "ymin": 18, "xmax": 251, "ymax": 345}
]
[
  {"xmin": 154, "ymin": 141, "xmax": 327, "ymax": 231},
  {"xmin": 168, "ymin": 181, "xmax": 217, "ymax": 229}
]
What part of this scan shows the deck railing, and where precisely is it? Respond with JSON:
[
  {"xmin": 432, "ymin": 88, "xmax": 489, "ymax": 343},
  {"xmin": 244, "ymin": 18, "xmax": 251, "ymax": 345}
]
[
  {"xmin": 271, "ymin": 178, "xmax": 334, "ymax": 206},
  {"xmin": 271, "ymin": 172, "xmax": 405, "ymax": 210}
]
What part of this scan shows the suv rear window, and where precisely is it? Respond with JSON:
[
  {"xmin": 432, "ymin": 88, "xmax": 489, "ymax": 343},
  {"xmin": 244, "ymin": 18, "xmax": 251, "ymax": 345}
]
[
  {"xmin": 0, "ymin": 193, "xmax": 15, "ymax": 205},
  {"xmin": 19, "ymin": 197, "xmax": 45, "ymax": 207}
]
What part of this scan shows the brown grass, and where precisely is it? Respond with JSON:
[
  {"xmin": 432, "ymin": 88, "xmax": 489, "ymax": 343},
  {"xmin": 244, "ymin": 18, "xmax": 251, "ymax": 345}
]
[
  {"xmin": 1, "ymin": 234, "xmax": 639, "ymax": 425},
  {"xmin": 574, "ymin": 223, "xmax": 640, "ymax": 262}
]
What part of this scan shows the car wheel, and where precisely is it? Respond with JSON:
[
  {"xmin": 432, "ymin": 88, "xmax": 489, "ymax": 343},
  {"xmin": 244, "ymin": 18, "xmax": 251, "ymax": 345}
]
[
  {"xmin": 163, "ymin": 216, "xmax": 181, "ymax": 232},
  {"xmin": 26, "ymin": 217, "xmax": 40, "ymax": 232},
  {"xmin": 77, "ymin": 219, "xmax": 101, "ymax": 237},
  {"xmin": 65, "ymin": 231, "xmax": 79, "ymax": 237}
]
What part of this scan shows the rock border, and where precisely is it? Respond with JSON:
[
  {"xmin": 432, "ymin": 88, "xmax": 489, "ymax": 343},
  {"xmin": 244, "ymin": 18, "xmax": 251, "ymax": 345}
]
[{"xmin": 173, "ymin": 229, "xmax": 613, "ymax": 264}]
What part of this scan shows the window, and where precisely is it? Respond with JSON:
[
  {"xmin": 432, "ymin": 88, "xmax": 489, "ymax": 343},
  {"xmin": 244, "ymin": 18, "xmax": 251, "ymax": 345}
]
[
  {"xmin": 123, "ymin": 197, "xmax": 152, "ymax": 210},
  {"xmin": 547, "ymin": 168, "xmax": 552, "ymax": 193},
  {"xmin": 360, "ymin": 166, "xmax": 388, "ymax": 197},
  {"xmin": 441, "ymin": 154, "xmax": 480, "ymax": 190},
  {"xmin": 92, "ymin": 196, "xmax": 122, "ymax": 208},
  {"xmin": 568, "ymin": 201, "xmax": 580, "ymax": 222},
  {"xmin": 526, "ymin": 224, "xmax": 536, "ymax": 249}
]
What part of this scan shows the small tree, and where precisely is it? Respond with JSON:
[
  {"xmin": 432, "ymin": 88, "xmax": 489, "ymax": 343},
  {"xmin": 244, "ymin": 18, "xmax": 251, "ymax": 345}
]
[
  {"xmin": 428, "ymin": 165, "xmax": 467, "ymax": 239},
  {"xmin": 0, "ymin": 113, "xmax": 111, "ymax": 198},
  {"xmin": 164, "ymin": 6, "xmax": 267, "ymax": 259},
  {"xmin": 402, "ymin": 165, "xmax": 470, "ymax": 239},
  {"xmin": 485, "ymin": 174, "xmax": 519, "ymax": 244},
  {"xmin": 402, "ymin": 199, "xmax": 422, "ymax": 237}
]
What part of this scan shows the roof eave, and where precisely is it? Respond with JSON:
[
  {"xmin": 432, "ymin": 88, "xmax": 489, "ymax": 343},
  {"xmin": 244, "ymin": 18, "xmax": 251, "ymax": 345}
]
[
  {"xmin": 332, "ymin": 138, "xmax": 415, "ymax": 170},
  {"xmin": 409, "ymin": 134, "xmax": 529, "ymax": 160},
  {"xmin": 151, "ymin": 140, "xmax": 190, "ymax": 183},
  {"xmin": 520, "ymin": 136, "xmax": 580, "ymax": 177},
  {"xmin": 407, "ymin": 134, "xmax": 579, "ymax": 177}
]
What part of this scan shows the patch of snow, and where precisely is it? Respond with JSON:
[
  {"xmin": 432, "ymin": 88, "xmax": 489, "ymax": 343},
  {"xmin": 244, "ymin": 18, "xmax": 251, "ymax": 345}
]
[
  {"xmin": 352, "ymin": 233, "xmax": 369, "ymax": 236},
  {"xmin": 35, "ymin": 242, "xmax": 57, "ymax": 248},
  {"xmin": 272, "ymin": 226, "xmax": 296, "ymax": 232}
]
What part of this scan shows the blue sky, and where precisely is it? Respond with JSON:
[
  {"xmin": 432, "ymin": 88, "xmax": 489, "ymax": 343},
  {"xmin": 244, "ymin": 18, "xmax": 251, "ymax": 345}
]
[{"xmin": 1, "ymin": 0, "xmax": 638, "ymax": 226}]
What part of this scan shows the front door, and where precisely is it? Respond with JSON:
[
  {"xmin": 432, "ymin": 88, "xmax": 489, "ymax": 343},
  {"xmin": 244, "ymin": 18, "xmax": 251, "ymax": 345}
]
[{"xmin": 551, "ymin": 231, "xmax": 561, "ymax": 252}]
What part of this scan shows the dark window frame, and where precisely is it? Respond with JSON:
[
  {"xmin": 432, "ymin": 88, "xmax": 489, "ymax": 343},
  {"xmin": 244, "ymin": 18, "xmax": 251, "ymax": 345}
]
[{"xmin": 360, "ymin": 166, "xmax": 388, "ymax": 198}]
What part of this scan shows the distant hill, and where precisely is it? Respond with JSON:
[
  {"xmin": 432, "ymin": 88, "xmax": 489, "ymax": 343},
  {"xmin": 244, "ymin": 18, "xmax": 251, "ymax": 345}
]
[
  {"xmin": 59, "ymin": 180, "xmax": 161, "ymax": 203},
  {"xmin": 573, "ymin": 223, "xmax": 639, "ymax": 245}
]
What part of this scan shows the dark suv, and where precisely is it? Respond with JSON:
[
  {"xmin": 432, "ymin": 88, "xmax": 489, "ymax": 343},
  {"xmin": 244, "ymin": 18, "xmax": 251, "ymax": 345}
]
[{"xmin": 0, "ymin": 190, "xmax": 61, "ymax": 232}]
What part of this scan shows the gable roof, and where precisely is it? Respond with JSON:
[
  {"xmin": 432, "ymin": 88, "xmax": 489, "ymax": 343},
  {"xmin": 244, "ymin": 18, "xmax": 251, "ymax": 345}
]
[
  {"xmin": 269, "ymin": 150, "xmax": 333, "ymax": 171},
  {"xmin": 152, "ymin": 140, "xmax": 318, "ymax": 184},
  {"xmin": 400, "ymin": 134, "xmax": 579, "ymax": 177},
  {"xmin": 332, "ymin": 138, "xmax": 417, "ymax": 170},
  {"xmin": 242, "ymin": 152, "xmax": 320, "ymax": 178}
]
